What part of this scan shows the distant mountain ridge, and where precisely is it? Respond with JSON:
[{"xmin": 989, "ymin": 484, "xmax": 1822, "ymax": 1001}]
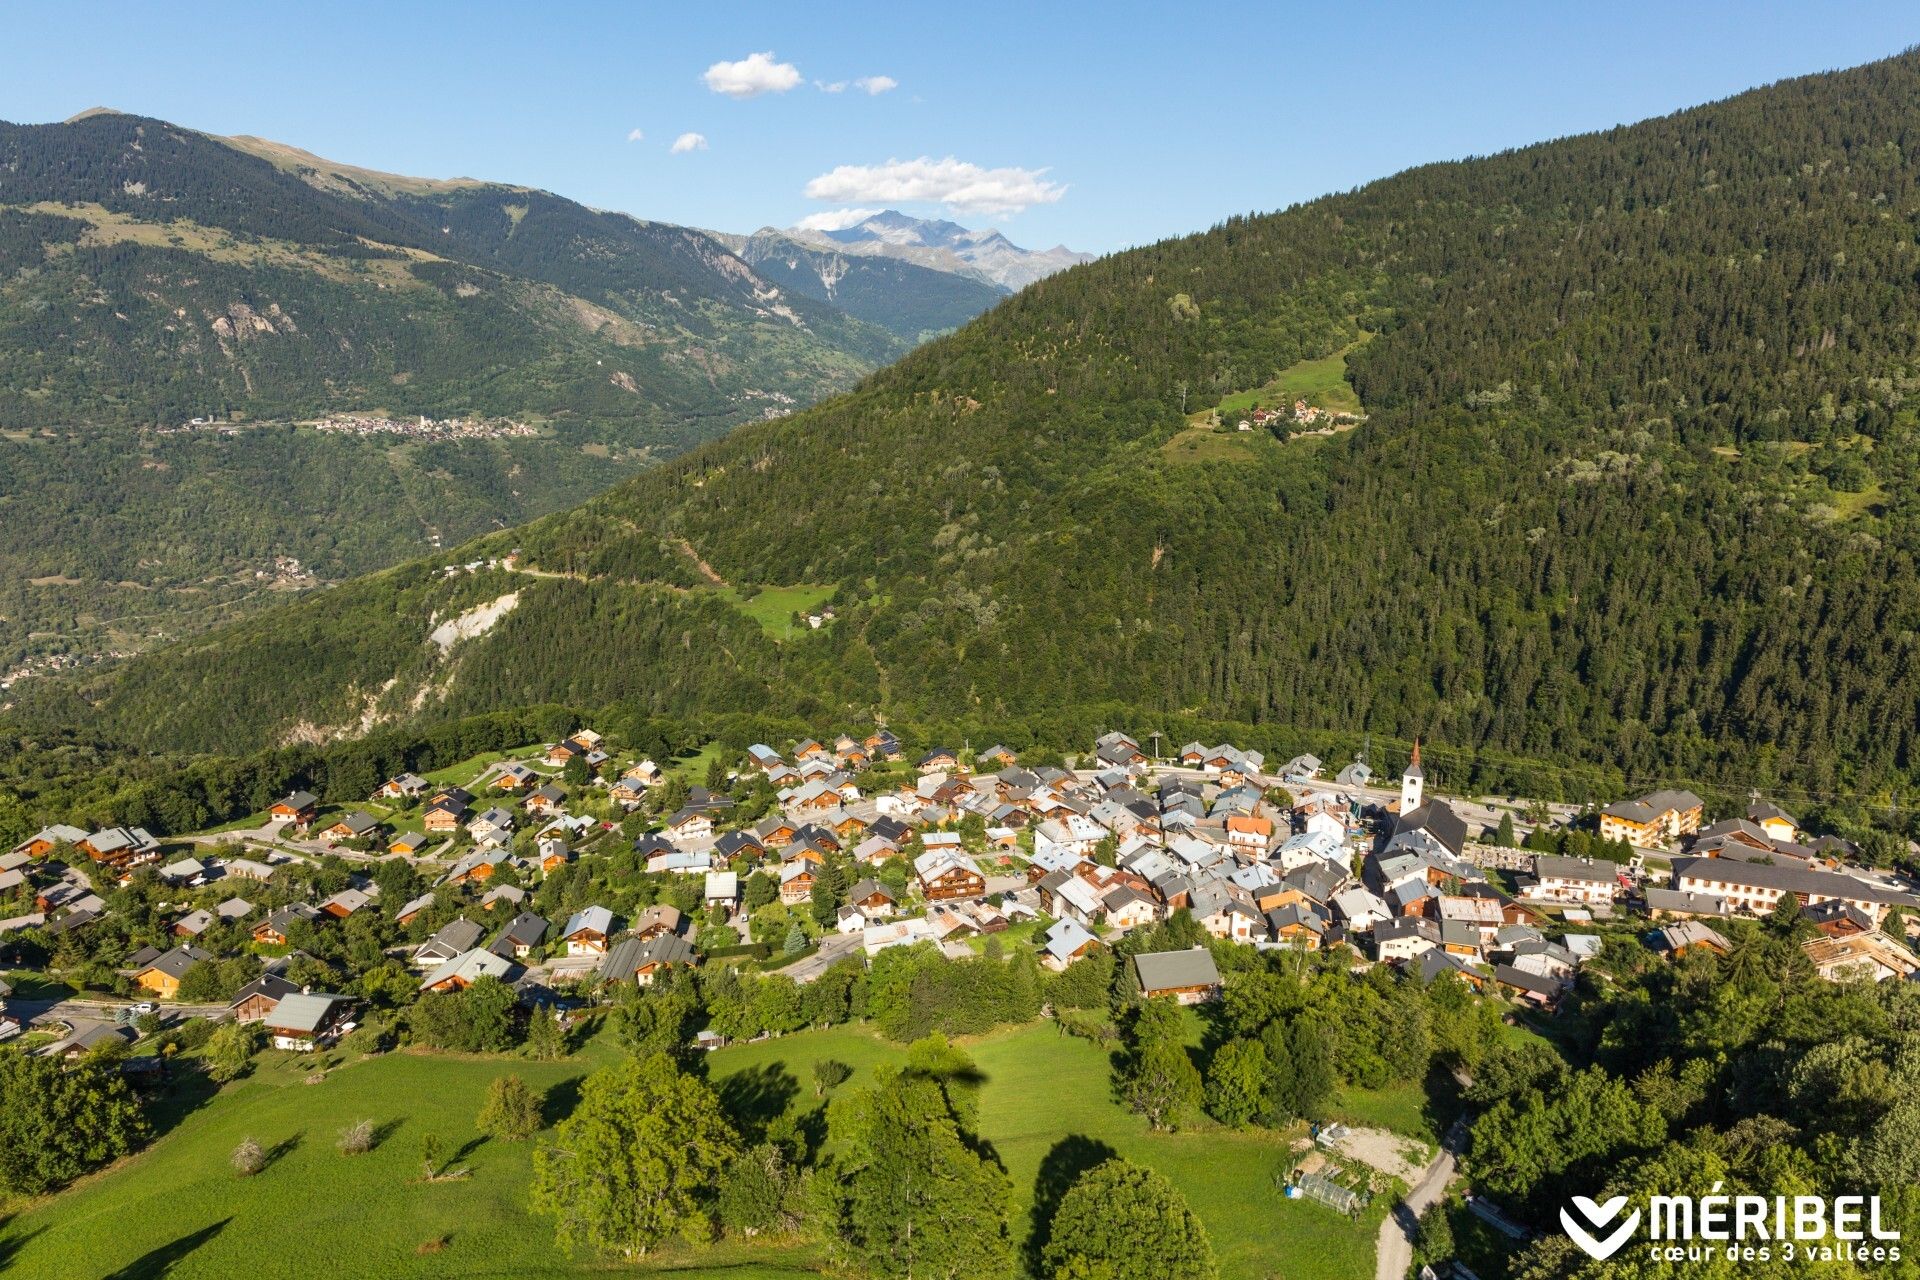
[{"xmin": 784, "ymin": 209, "xmax": 1093, "ymax": 290}]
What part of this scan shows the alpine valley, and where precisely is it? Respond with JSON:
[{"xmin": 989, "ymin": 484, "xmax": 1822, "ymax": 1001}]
[
  {"xmin": 0, "ymin": 113, "xmax": 1064, "ymax": 670},
  {"xmin": 19, "ymin": 49, "xmax": 1920, "ymax": 824}
]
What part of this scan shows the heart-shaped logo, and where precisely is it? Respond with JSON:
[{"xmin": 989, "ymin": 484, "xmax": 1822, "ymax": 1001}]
[{"xmin": 1561, "ymin": 1195, "xmax": 1641, "ymax": 1260}]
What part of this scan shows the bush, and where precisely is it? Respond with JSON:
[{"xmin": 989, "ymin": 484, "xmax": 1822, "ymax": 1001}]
[
  {"xmin": 338, "ymin": 1118, "xmax": 374, "ymax": 1155},
  {"xmin": 231, "ymin": 1136, "xmax": 264, "ymax": 1176},
  {"xmin": 476, "ymin": 1074, "xmax": 542, "ymax": 1141}
]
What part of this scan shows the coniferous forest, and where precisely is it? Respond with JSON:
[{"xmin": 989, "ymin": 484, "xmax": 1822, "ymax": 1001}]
[{"xmin": 18, "ymin": 51, "xmax": 1920, "ymax": 832}]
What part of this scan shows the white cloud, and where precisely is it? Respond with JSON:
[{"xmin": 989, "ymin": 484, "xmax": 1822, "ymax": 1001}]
[
  {"xmin": 804, "ymin": 156, "xmax": 1065, "ymax": 216},
  {"xmin": 853, "ymin": 75, "xmax": 898, "ymax": 95},
  {"xmin": 795, "ymin": 207, "xmax": 886, "ymax": 231},
  {"xmin": 625, "ymin": 128, "xmax": 645, "ymax": 143},
  {"xmin": 670, "ymin": 132, "xmax": 709, "ymax": 154},
  {"xmin": 816, "ymin": 80, "xmax": 847, "ymax": 94},
  {"xmin": 703, "ymin": 51, "xmax": 801, "ymax": 98}
]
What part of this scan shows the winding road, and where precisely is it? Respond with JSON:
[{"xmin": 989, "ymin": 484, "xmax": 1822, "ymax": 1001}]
[{"xmin": 1375, "ymin": 1119, "xmax": 1467, "ymax": 1280}]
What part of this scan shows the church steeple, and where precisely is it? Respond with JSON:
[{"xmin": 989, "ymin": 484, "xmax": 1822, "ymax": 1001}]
[{"xmin": 1400, "ymin": 739, "xmax": 1425, "ymax": 812}]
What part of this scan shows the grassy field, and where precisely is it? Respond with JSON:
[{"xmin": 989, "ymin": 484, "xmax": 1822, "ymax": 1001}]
[
  {"xmin": 1206, "ymin": 338, "xmax": 1370, "ymax": 423},
  {"xmin": 0, "ymin": 1022, "xmax": 1382, "ymax": 1280},
  {"xmin": 708, "ymin": 584, "xmax": 837, "ymax": 641}
]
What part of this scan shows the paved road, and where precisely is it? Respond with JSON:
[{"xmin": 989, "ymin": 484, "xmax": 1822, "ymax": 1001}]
[
  {"xmin": 777, "ymin": 931, "xmax": 864, "ymax": 983},
  {"xmin": 1375, "ymin": 1119, "xmax": 1466, "ymax": 1280},
  {"xmin": 14, "ymin": 996, "xmax": 230, "ymax": 1028}
]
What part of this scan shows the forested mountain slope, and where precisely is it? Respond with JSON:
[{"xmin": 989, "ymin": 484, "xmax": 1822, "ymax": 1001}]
[
  {"xmin": 57, "ymin": 51, "xmax": 1920, "ymax": 805},
  {"xmin": 0, "ymin": 112, "xmax": 906, "ymax": 665}
]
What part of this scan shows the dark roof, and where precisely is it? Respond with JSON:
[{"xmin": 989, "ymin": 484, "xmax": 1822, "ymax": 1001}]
[
  {"xmin": 1493, "ymin": 964, "xmax": 1565, "ymax": 997},
  {"xmin": 489, "ymin": 912, "xmax": 549, "ymax": 955},
  {"xmin": 228, "ymin": 973, "xmax": 300, "ymax": 1009},
  {"xmin": 1392, "ymin": 801, "xmax": 1468, "ymax": 858}
]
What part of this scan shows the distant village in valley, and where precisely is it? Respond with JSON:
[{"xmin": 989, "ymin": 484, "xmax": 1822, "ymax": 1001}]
[{"xmin": 6, "ymin": 724, "xmax": 1916, "ymax": 1060}]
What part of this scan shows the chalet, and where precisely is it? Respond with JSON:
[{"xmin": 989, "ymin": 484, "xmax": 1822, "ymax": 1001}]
[
  {"xmin": 228, "ymin": 973, "xmax": 301, "ymax": 1024},
  {"xmin": 158, "ymin": 856, "xmax": 213, "ymax": 886},
  {"xmin": 633, "ymin": 905, "xmax": 687, "ymax": 942},
  {"xmin": 415, "ymin": 918, "xmax": 486, "ymax": 967},
  {"xmin": 1599, "ymin": 789, "xmax": 1705, "ymax": 847},
  {"xmin": 320, "ymin": 812, "xmax": 384, "ymax": 844},
  {"xmin": 488, "ymin": 912, "xmax": 549, "ymax": 959},
  {"xmin": 780, "ymin": 861, "xmax": 816, "ymax": 905},
  {"xmin": 263, "ymin": 992, "xmax": 354, "ymax": 1051},
  {"xmin": 428, "ymin": 784, "xmax": 474, "ymax": 808},
  {"xmin": 1266, "ymin": 901, "xmax": 1330, "ymax": 949},
  {"xmin": 423, "ymin": 799, "xmax": 469, "ymax": 833},
  {"xmin": 1225, "ymin": 813, "xmax": 1273, "ymax": 850},
  {"xmin": 1373, "ymin": 916, "xmax": 1441, "ymax": 963},
  {"xmin": 705, "ymin": 871, "xmax": 740, "ymax": 913},
  {"xmin": 1103, "ymin": 885, "xmax": 1160, "ymax": 932},
  {"xmin": 917, "ymin": 747, "xmax": 961, "ymax": 774},
  {"xmin": 1650, "ymin": 921, "xmax": 1731, "ymax": 958},
  {"xmin": 1416, "ymin": 949, "xmax": 1490, "ymax": 989},
  {"xmin": 1280, "ymin": 754, "xmax": 1324, "ymax": 782},
  {"xmin": 1040, "ymin": 918, "xmax": 1100, "ymax": 970},
  {"xmin": 1642, "ymin": 887, "xmax": 1730, "ymax": 919},
  {"xmin": 538, "ymin": 841, "xmax": 575, "ymax": 875},
  {"xmin": 393, "ymin": 891, "xmax": 436, "ymax": 927},
  {"xmin": 481, "ymin": 884, "xmax": 526, "ymax": 912},
  {"xmin": 1670, "ymin": 857, "xmax": 1920, "ymax": 925},
  {"xmin": 978, "ymin": 744, "xmax": 1018, "ymax": 768},
  {"xmin": 523, "ymin": 784, "xmax": 567, "ymax": 817},
  {"xmin": 419, "ymin": 948, "xmax": 517, "ymax": 993},
  {"xmin": 10, "ymin": 824, "xmax": 86, "ymax": 860},
  {"xmin": 1330, "ymin": 885, "xmax": 1391, "ymax": 932},
  {"xmin": 387, "ymin": 832, "xmax": 431, "ymax": 857},
  {"xmin": 1804, "ymin": 899, "xmax": 1874, "ymax": 937},
  {"xmin": 377, "ymin": 773, "xmax": 429, "ymax": 801},
  {"xmin": 915, "ymin": 848, "xmax": 986, "ymax": 902},
  {"xmin": 172, "ymin": 908, "xmax": 215, "ymax": 938},
  {"xmin": 1747, "ymin": 801, "xmax": 1799, "ymax": 843},
  {"xmin": 269, "ymin": 791, "xmax": 320, "ymax": 828},
  {"xmin": 1529, "ymin": 855, "xmax": 1622, "ymax": 906},
  {"xmin": 794, "ymin": 738, "xmax": 829, "ymax": 761},
  {"xmin": 493, "ymin": 763, "xmax": 538, "ymax": 792},
  {"xmin": 468, "ymin": 806, "xmax": 516, "ymax": 846},
  {"xmin": 600, "ymin": 933, "xmax": 697, "ymax": 987},
  {"xmin": 1190, "ymin": 881, "xmax": 1262, "ymax": 941},
  {"xmin": 847, "ymin": 878, "xmax": 897, "ymax": 916},
  {"xmin": 59, "ymin": 1023, "xmax": 135, "ymax": 1059},
  {"xmin": 319, "ymin": 888, "xmax": 374, "ymax": 919},
  {"xmin": 755, "ymin": 815, "xmax": 799, "ymax": 848},
  {"xmin": 439, "ymin": 847, "xmax": 511, "ymax": 886},
  {"xmin": 561, "ymin": 906, "xmax": 616, "ymax": 956},
  {"xmin": 664, "ymin": 808, "xmax": 714, "ymax": 841},
  {"xmin": 132, "ymin": 945, "xmax": 214, "ymax": 997},
  {"xmin": 748, "ymin": 743, "xmax": 787, "ymax": 773},
  {"xmin": 252, "ymin": 904, "xmax": 321, "ymax": 946},
  {"xmin": 1493, "ymin": 964, "xmax": 1566, "ymax": 1009},
  {"xmin": 1335, "ymin": 760, "xmax": 1374, "ymax": 788},
  {"xmin": 77, "ymin": 826, "xmax": 162, "ymax": 872},
  {"xmin": 1133, "ymin": 947, "xmax": 1223, "ymax": 1003}
]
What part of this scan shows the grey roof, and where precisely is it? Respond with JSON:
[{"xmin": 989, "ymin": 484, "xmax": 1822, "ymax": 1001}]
[
  {"xmin": 138, "ymin": 944, "xmax": 214, "ymax": 981},
  {"xmin": 1644, "ymin": 887, "xmax": 1729, "ymax": 916},
  {"xmin": 1391, "ymin": 801, "xmax": 1468, "ymax": 858},
  {"xmin": 279, "ymin": 791, "xmax": 318, "ymax": 810},
  {"xmin": 1133, "ymin": 947, "xmax": 1222, "ymax": 993},
  {"xmin": 228, "ymin": 973, "xmax": 300, "ymax": 1010},
  {"xmin": 419, "ymin": 948, "xmax": 517, "ymax": 991},
  {"xmin": 1533, "ymin": 854, "xmax": 1618, "ymax": 884},
  {"xmin": 1041, "ymin": 918, "xmax": 1099, "ymax": 962},
  {"xmin": 599, "ymin": 933, "xmax": 696, "ymax": 982},
  {"xmin": 563, "ymin": 905, "xmax": 615, "ymax": 939},
  {"xmin": 489, "ymin": 912, "xmax": 549, "ymax": 955},
  {"xmin": 266, "ymin": 992, "xmax": 351, "ymax": 1034},
  {"xmin": 421, "ymin": 918, "xmax": 485, "ymax": 957},
  {"xmin": 1493, "ymin": 964, "xmax": 1565, "ymax": 997},
  {"xmin": 1672, "ymin": 857, "xmax": 1920, "ymax": 907}
]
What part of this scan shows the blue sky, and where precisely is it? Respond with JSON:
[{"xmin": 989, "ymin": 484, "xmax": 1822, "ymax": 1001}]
[{"xmin": 3, "ymin": 2, "xmax": 1916, "ymax": 253}]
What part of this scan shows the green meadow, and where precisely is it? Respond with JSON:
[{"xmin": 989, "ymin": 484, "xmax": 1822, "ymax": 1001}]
[{"xmin": 0, "ymin": 1021, "xmax": 1382, "ymax": 1279}]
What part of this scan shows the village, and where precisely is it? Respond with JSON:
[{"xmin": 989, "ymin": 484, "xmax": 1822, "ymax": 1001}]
[
  {"xmin": 309, "ymin": 413, "xmax": 541, "ymax": 442},
  {"xmin": 5, "ymin": 724, "xmax": 1916, "ymax": 1061}
]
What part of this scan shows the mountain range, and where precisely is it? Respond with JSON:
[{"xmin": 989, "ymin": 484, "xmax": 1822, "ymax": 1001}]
[
  {"xmin": 22, "ymin": 51, "xmax": 1920, "ymax": 819},
  {"xmin": 789, "ymin": 209, "xmax": 1094, "ymax": 290},
  {"xmin": 0, "ymin": 115, "xmax": 1061, "ymax": 669}
]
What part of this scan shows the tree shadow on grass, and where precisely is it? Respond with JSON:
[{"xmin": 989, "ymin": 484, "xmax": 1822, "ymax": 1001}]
[
  {"xmin": 450, "ymin": 1134, "xmax": 488, "ymax": 1166},
  {"xmin": 104, "ymin": 1217, "xmax": 232, "ymax": 1279},
  {"xmin": 1025, "ymin": 1135, "xmax": 1119, "ymax": 1273},
  {"xmin": 368, "ymin": 1118, "xmax": 404, "ymax": 1152},
  {"xmin": 715, "ymin": 1062, "xmax": 800, "ymax": 1143},
  {"xmin": 542, "ymin": 1073, "xmax": 586, "ymax": 1127},
  {"xmin": 0, "ymin": 1224, "xmax": 46, "ymax": 1274},
  {"xmin": 261, "ymin": 1131, "xmax": 302, "ymax": 1172},
  {"xmin": 146, "ymin": 1069, "xmax": 220, "ymax": 1142}
]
